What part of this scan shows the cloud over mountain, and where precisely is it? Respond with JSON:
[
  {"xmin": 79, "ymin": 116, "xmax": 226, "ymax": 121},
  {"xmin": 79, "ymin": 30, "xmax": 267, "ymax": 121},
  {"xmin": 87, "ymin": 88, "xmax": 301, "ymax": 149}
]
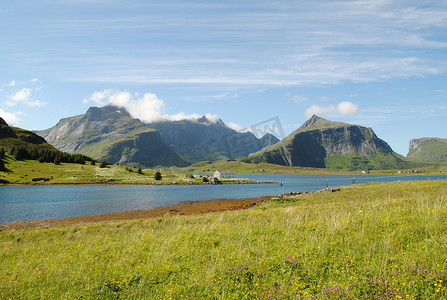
[{"xmin": 83, "ymin": 89, "xmax": 219, "ymax": 123}]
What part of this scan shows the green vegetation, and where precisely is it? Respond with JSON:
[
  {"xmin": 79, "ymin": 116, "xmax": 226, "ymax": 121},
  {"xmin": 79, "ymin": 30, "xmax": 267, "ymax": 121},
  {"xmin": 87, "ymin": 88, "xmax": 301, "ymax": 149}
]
[
  {"xmin": 0, "ymin": 155, "xmax": 207, "ymax": 184},
  {"xmin": 176, "ymin": 159, "xmax": 447, "ymax": 176},
  {"xmin": 1, "ymin": 180, "xmax": 447, "ymax": 298},
  {"xmin": 407, "ymin": 138, "xmax": 447, "ymax": 165},
  {"xmin": 154, "ymin": 171, "xmax": 162, "ymax": 180}
]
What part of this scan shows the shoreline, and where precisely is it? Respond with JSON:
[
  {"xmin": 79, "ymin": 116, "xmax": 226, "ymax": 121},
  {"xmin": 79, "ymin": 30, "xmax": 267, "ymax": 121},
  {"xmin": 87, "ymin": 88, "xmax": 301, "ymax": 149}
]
[
  {"xmin": 0, "ymin": 195, "xmax": 272, "ymax": 231},
  {"xmin": 0, "ymin": 181, "xmax": 273, "ymax": 186}
]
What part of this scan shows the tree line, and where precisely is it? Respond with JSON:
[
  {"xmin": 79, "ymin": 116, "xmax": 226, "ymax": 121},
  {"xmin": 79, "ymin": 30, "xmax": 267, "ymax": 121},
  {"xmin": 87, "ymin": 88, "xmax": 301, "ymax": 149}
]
[{"xmin": 1, "ymin": 146, "xmax": 93, "ymax": 166}]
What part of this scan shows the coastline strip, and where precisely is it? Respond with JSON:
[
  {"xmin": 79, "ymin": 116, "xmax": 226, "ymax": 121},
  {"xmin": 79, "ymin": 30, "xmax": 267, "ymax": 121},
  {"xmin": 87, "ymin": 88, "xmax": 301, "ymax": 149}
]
[{"xmin": 0, "ymin": 196, "xmax": 271, "ymax": 231}]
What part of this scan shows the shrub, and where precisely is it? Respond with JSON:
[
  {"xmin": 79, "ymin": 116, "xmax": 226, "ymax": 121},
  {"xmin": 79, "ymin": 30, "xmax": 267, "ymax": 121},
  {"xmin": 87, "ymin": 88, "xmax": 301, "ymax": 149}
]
[
  {"xmin": 54, "ymin": 156, "xmax": 61, "ymax": 165},
  {"xmin": 0, "ymin": 147, "xmax": 5, "ymax": 158},
  {"xmin": 99, "ymin": 161, "xmax": 108, "ymax": 168},
  {"xmin": 154, "ymin": 171, "xmax": 162, "ymax": 180},
  {"xmin": 14, "ymin": 147, "xmax": 29, "ymax": 160},
  {"xmin": 137, "ymin": 168, "xmax": 143, "ymax": 174}
]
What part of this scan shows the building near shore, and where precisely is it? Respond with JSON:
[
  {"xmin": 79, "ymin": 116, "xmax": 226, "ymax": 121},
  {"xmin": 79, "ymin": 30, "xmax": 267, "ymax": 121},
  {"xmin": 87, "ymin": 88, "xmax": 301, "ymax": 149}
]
[{"xmin": 213, "ymin": 170, "xmax": 235, "ymax": 179}]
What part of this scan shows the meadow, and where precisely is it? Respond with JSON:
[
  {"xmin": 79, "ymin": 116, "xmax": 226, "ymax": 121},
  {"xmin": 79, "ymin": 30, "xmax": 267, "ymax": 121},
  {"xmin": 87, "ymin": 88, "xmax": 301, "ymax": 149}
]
[
  {"xmin": 1, "ymin": 180, "xmax": 447, "ymax": 299},
  {"xmin": 0, "ymin": 156, "xmax": 252, "ymax": 185}
]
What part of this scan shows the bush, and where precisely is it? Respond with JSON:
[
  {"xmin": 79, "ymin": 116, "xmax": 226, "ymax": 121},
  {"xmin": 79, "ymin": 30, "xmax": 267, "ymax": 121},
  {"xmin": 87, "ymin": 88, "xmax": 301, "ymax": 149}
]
[
  {"xmin": 14, "ymin": 147, "xmax": 29, "ymax": 160},
  {"xmin": 54, "ymin": 156, "xmax": 61, "ymax": 165},
  {"xmin": 99, "ymin": 161, "xmax": 108, "ymax": 168},
  {"xmin": 0, "ymin": 147, "xmax": 5, "ymax": 158},
  {"xmin": 137, "ymin": 168, "xmax": 143, "ymax": 174},
  {"xmin": 202, "ymin": 176, "xmax": 209, "ymax": 183},
  {"xmin": 154, "ymin": 171, "xmax": 162, "ymax": 180},
  {"xmin": 91, "ymin": 160, "xmax": 96, "ymax": 166}
]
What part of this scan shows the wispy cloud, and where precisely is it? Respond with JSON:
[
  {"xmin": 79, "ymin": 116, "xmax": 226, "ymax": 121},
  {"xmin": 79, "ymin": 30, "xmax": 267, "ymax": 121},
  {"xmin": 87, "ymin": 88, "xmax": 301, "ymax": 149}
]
[{"xmin": 18, "ymin": 0, "xmax": 446, "ymax": 87}]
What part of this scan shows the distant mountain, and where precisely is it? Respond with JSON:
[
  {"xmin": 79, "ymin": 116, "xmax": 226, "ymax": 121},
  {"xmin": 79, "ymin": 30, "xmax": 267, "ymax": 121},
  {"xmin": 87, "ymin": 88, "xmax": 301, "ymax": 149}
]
[
  {"xmin": 242, "ymin": 115, "xmax": 408, "ymax": 170},
  {"xmin": 37, "ymin": 106, "xmax": 188, "ymax": 168},
  {"xmin": 37, "ymin": 106, "xmax": 279, "ymax": 167},
  {"xmin": 407, "ymin": 138, "xmax": 447, "ymax": 165},
  {"xmin": 147, "ymin": 117, "xmax": 278, "ymax": 163}
]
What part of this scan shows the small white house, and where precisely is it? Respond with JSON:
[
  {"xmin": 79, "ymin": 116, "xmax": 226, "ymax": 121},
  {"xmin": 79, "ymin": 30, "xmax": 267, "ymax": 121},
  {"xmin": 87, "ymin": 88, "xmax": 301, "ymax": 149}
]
[{"xmin": 213, "ymin": 170, "xmax": 235, "ymax": 179}]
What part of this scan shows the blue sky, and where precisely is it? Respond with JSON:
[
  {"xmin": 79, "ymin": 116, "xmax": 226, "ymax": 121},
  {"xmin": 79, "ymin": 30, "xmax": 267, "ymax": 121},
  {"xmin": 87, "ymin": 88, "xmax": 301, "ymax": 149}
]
[{"xmin": 1, "ymin": 0, "xmax": 446, "ymax": 155}]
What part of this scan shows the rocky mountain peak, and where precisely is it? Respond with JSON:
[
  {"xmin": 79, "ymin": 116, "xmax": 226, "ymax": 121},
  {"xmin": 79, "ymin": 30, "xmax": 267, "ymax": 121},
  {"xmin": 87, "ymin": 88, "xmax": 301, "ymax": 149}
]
[
  {"xmin": 302, "ymin": 115, "xmax": 324, "ymax": 128},
  {"xmin": 196, "ymin": 115, "xmax": 226, "ymax": 127},
  {"xmin": 83, "ymin": 106, "xmax": 131, "ymax": 122}
]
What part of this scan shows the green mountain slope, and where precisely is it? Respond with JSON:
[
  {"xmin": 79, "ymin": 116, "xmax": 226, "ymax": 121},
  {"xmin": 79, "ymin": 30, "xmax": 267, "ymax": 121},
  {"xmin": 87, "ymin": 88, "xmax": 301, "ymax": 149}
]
[
  {"xmin": 38, "ymin": 106, "xmax": 280, "ymax": 166},
  {"xmin": 407, "ymin": 138, "xmax": 447, "ymax": 165},
  {"xmin": 37, "ymin": 106, "xmax": 188, "ymax": 167},
  {"xmin": 1, "ymin": 117, "xmax": 58, "ymax": 152},
  {"xmin": 242, "ymin": 115, "xmax": 411, "ymax": 170}
]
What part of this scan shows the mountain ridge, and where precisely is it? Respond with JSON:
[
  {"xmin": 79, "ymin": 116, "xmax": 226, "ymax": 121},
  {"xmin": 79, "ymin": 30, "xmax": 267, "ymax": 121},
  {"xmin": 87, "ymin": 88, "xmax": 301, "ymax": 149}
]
[
  {"xmin": 36, "ymin": 105, "xmax": 280, "ymax": 167},
  {"xmin": 243, "ymin": 115, "xmax": 409, "ymax": 170}
]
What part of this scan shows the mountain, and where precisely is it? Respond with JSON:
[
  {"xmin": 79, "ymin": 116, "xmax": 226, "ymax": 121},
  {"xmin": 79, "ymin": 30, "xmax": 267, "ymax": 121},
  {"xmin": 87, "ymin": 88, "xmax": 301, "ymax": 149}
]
[
  {"xmin": 146, "ymin": 117, "xmax": 277, "ymax": 163},
  {"xmin": 242, "ymin": 115, "xmax": 408, "ymax": 170},
  {"xmin": 407, "ymin": 138, "xmax": 447, "ymax": 165},
  {"xmin": 0, "ymin": 117, "xmax": 56, "ymax": 152},
  {"xmin": 37, "ymin": 106, "xmax": 188, "ymax": 168},
  {"xmin": 38, "ymin": 106, "xmax": 280, "ymax": 166}
]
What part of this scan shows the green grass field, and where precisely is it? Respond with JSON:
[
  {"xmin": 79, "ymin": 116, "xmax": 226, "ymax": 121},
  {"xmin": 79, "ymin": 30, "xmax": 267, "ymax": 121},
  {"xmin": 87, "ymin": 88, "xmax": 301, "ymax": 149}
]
[
  {"xmin": 1, "ymin": 180, "xmax": 447, "ymax": 299},
  {"xmin": 176, "ymin": 159, "xmax": 447, "ymax": 176},
  {"xmin": 0, "ymin": 156, "xmax": 254, "ymax": 185}
]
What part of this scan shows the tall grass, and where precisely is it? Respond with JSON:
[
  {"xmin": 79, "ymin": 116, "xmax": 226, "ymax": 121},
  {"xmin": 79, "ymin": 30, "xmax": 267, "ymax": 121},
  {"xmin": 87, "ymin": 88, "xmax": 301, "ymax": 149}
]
[{"xmin": 1, "ymin": 180, "xmax": 447, "ymax": 299}]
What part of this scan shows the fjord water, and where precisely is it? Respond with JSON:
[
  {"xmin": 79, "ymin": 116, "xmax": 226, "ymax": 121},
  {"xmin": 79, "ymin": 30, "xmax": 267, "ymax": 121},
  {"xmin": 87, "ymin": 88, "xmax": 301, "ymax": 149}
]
[{"xmin": 1, "ymin": 174, "xmax": 446, "ymax": 223}]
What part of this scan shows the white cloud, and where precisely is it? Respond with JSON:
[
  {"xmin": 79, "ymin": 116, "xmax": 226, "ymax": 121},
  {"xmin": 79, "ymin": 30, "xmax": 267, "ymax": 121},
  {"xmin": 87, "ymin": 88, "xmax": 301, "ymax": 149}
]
[
  {"xmin": 83, "ymin": 89, "xmax": 221, "ymax": 123},
  {"xmin": 8, "ymin": 80, "xmax": 16, "ymax": 87},
  {"xmin": 305, "ymin": 101, "xmax": 359, "ymax": 118},
  {"xmin": 305, "ymin": 104, "xmax": 336, "ymax": 118},
  {"xmin": 227, "ymin": 122, "xmax": 244, "ymax": 132},
  {"xmin": 30, "ymin": 78, "xmax": 39, "ymax": 84},
  {"xmin": 9, "ymin": 88, "xmax": 46, "ymax": 107},
  {"xmin": 11, "ymin": 88, "xmax": 32, "ymax": 102},
  {"xmin": 0, "ymin": 109, "xmax": 21, "ymax": 126},
  {"xmin": 337, "ymin": 101, "xmax": 359, "ymax": 115},
  {"xmin": 83, "ymin": 89, "xmax": 112, "ymax": 105}
]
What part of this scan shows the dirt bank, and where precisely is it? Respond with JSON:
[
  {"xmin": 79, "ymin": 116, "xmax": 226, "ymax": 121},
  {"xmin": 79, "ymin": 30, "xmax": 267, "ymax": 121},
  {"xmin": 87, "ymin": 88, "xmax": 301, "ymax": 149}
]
[{"xmin": 0, "ymin": 196, "xmax": 272, "ymax": 231}]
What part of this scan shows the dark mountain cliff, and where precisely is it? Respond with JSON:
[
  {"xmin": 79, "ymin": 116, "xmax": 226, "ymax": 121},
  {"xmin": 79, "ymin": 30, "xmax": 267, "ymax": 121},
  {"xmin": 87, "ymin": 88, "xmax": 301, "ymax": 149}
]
[
  {"xmin": 243, "ymin": 115, "xmax": 407, "ymax": 170},
  {"xmin": 147, "ymin": 118, "xmax": 275, "ymax": 163}
]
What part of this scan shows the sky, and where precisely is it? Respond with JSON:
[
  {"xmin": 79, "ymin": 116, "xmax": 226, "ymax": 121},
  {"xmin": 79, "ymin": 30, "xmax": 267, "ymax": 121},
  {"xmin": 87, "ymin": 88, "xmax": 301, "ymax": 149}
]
[{"xmin": 1, "ymin": 0, "xmax": 446, "ymax": 156}]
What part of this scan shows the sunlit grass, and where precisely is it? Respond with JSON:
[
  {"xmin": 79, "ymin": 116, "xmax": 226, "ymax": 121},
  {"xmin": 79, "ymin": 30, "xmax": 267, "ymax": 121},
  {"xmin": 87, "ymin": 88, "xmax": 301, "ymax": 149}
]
[
  {"xmin": 0, "ymin": 156, "xmax": 254, "ymax": 185},
  {"xmin": 1, "ymin": 180, "xmax": 447, "ymax": 299}
]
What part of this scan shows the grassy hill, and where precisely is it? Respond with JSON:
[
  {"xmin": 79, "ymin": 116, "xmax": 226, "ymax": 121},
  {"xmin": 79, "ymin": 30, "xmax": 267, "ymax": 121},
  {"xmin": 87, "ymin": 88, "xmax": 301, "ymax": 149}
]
[
  {"xmin": 407, "ymin": 138, "xmax": 447, "ymax": 165},
  {"xmin": 1, "ymin": 180, "xmax": 447, "ymax": 298}
]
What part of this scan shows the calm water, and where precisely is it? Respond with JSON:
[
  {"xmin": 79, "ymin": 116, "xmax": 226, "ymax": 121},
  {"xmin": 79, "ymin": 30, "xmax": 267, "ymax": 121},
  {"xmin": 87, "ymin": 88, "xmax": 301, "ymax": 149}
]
[{"xmin": 1, "ymin": 174, "xmax": 446, "ymax": 223}]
